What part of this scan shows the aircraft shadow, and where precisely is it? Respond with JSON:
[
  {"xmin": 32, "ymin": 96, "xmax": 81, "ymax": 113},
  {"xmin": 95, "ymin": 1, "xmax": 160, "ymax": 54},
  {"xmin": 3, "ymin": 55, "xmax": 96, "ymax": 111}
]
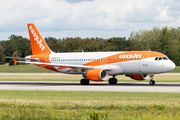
[{"xmin": 0, "ymin": 82, "xmax": 179, "ymax": 87}]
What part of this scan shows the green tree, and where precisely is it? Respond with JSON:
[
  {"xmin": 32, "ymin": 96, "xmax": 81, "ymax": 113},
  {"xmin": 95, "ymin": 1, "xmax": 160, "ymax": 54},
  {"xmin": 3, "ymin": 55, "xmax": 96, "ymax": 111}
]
[
  {"xmin": 0, "ymin": 45, "xmax": 5, "ymax": 64},
  {"xmin": 17, "ymin": 37, "xmax": 32, "ymax": 57},
  {"xmin": 4, "ymin": 35, "xmax": 32, "ymax": 64},
  {"xmin": 9, "ymin": 51, "xmax": 21, "ymax": 65},
  {"xmin": 104, "ymin": 37, "xmax": 131, "ymax": 51}
]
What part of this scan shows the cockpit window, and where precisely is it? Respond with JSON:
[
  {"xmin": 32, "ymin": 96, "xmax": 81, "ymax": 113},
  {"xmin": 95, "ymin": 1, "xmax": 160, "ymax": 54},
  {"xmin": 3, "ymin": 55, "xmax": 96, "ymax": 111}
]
[
  {"xmin": 159, "ymin": 57, "xmax": 162, "ymax": 60},
  {"xmin": 155, "ymin": 57, "xmax": 168, "ymax": 61},
  {"xmin": 162, "ymin": 57, "xmax": 168, "ymax": 60}
]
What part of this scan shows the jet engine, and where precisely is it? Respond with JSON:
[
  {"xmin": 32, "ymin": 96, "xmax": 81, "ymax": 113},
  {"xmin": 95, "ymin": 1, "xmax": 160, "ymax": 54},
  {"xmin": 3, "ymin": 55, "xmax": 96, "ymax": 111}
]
[
  {"xmin": 126, "ymin": 74, "xmax": 150, "ymax": 81},
  {"xmin": 86, "ymin": 69, "xmax": 108, "ymax": 81}
]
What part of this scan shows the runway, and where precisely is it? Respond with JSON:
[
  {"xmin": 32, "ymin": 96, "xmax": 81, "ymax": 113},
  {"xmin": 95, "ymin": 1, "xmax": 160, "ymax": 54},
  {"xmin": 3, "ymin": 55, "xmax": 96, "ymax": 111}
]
[
  {"xmin": 0, "ymin": 81, "xmax": 180, "ymax": 92},
  {"xmin": 0, "ymin": 73, "xmax": 179, "ymax": 75}
]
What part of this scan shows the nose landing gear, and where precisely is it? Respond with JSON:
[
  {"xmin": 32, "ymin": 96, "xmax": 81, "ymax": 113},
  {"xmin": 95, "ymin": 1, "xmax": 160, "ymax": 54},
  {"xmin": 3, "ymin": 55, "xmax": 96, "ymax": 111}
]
[{"xmin": 149, "ymin": 74, "xmax": 155, "ymax": 85}]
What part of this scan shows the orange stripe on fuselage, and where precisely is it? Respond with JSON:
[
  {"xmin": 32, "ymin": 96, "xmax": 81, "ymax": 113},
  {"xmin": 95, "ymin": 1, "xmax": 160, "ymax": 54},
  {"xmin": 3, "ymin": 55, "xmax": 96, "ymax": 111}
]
[
  {"xmin": 30, "ymin": 51, "xmax": 166, "ymax": 72},
  {"xmin": 30, "ymin": 54, "xmax": 59, "ymax": 72},
  {"xmin": 39, "ymin": 65, "xmax": 49, "ymax": 68},
  {"xmin": 83, "ymin": 51, "xmax": 166, "ymax": 66},
  {"xmin": 30, "ymin": 54, "xmax": 50, "ymax": 63}
]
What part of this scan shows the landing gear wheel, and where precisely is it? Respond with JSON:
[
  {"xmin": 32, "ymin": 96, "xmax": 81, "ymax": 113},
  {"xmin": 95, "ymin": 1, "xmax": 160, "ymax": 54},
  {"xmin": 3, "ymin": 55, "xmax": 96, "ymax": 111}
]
[
  {"xmin": 80, "ymin": 79, "xmax": 89, "ymax": 85},
  {"xmin": 108, "ymin": 78, "xmax": 117, "ymax": 84},
  {"xmin": 149, "ymin": 74, "xmax": 155, "ymax": 85},
  {"xmin": 149, "ymin": 80, "xmax": 155, "ymax": 85}
]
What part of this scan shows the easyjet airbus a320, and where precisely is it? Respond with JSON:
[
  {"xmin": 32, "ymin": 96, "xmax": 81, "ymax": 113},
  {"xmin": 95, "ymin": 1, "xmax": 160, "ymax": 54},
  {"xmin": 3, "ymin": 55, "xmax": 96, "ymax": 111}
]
[{"xmin": 6, "ymin": 23, "xmax": 176, "ymax": 85}]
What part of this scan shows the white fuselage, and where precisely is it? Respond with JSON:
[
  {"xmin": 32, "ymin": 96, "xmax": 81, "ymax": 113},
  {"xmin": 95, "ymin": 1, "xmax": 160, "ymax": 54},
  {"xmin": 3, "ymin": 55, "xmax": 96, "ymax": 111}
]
[{"xmin": 48, "ymin": 51, "xmax": 175, "ymax": 75}]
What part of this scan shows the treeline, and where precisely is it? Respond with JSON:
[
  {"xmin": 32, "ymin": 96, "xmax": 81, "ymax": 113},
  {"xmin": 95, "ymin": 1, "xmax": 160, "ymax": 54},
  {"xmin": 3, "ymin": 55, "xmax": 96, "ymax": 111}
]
[{"xmin": 0, "ymin": 26, "xmax": 180, "ymax": 65}]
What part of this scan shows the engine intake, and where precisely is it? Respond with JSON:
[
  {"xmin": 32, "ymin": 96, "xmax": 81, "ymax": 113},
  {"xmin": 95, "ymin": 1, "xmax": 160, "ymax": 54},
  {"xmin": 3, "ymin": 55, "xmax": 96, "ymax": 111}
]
[{"xmin": 86, "ymin": 69, "xmax": 108, "ymax": 81}]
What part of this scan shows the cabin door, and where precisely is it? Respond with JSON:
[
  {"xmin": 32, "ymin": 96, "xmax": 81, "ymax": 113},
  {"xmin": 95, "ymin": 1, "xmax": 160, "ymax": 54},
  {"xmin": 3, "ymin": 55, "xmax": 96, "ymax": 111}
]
[{"xmin": 142, "ymin": 53, "xmax": 150, "ymax": 66}]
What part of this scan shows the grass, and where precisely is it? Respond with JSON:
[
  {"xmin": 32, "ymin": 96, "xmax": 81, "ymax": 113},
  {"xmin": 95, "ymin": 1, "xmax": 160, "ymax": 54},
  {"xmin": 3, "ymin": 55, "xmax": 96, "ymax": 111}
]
[
  {"xmin": 0, "ymin": 75, "xmax": 82, "ymax": 81},
  {"xmin": 0, "ymin": 64, "xmax": 56, "ymax": 73},
  {"xmin": 0, "ymin": 91, "xmax": 180, "ymax": 104},
  {"xmin": 0, "ymin": 104, "xmax": 180, "ymax": 120},
  {"xmin": 170, "ymin": 66, "xmax": 180, "ymax": 73},
  {"xmin": 0, "ymin": 64, "xmax": 180, "ymax": 73},
  {"xmin": 0, "ymin": 64, "xmax": 180, "ymax": 119},
  {"xmin": 0, "ymin": 90, "xmax": 180, "ymax": 119}
]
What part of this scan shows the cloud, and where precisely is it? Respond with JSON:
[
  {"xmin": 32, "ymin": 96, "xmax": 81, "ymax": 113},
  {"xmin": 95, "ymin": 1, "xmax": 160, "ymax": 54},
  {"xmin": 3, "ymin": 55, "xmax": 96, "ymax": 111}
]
[
  {"xmin": 65, "ymin": 0, "xmax": 93, "ymax": 3},
  {"xmin": 0, "ymin": 0, "xmax": 180, "ymax": 40},
  {"xmin": 126, "ymin": 1, "xmax": 160, "ymax": 23}
]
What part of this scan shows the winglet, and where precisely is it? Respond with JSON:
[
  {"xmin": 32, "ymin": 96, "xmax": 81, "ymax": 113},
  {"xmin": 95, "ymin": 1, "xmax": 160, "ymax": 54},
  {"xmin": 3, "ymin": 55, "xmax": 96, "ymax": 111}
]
[{"xmin": 13, "ymin": 59, "xmax": 18, "ymax": 65}]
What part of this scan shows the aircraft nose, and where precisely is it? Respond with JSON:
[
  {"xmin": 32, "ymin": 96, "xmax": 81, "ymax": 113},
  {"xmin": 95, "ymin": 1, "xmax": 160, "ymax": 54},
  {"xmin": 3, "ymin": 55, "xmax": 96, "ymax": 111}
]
[{"xmin": 168, "ymin": 60, "xmax": 176, "ymax": 71}]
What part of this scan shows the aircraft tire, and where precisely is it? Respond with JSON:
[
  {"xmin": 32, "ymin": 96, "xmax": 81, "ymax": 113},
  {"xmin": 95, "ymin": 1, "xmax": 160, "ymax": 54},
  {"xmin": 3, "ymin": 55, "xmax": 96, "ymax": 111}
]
[
  {"xmin": 108, "ymin": 78, "xmax": 117, "ymax": 84},
  {"xmin": 149, "ymin": 80, "xmax": 155, "ymax": 85},
  {"xmin": 152, "ymin": 80, "xmax": 155, "ymax": 85},
  {"xmin": 80, "ymin": 79, "xmax": 89, "ymax": 85}
]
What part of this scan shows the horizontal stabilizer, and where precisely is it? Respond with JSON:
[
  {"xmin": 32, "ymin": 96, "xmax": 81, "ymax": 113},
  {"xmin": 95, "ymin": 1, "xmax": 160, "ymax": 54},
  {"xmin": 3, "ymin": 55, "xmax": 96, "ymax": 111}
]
[
  {"xmin": 13, "ymin": 59, "xmax": 18, "ymax": 65},
  {"xmin": 5, "ymin": 56, "xmax": 38, "ymax": 61}
]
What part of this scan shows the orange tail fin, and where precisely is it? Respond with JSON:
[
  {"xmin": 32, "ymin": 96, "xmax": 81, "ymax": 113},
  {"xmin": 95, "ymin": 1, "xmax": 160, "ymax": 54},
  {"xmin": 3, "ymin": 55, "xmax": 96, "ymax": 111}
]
[{"xmin": 27, "ymin": 23, "xmax": 52, "ymax": 55}]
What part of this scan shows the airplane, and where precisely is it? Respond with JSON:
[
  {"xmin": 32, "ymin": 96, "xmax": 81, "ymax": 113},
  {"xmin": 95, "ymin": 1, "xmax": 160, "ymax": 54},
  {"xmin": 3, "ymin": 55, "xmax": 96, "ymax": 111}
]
[{"xmin": 6, "ymin": 23, "xmax": 176, "ymax": 85}]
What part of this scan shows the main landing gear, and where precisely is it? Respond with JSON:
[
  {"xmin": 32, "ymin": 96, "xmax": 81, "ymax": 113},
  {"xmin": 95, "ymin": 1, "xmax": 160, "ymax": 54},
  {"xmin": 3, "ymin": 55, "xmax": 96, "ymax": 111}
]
[
  {"xmin": 80, "ymin": 69, "xmax": 90, "ymax": 85},
  {"xmin": 80, "ymin": 78, "xmax": 89, "ymax": 85},
  {"xmin": 149, "ymin": 74, "xmax": 155, "ymax": 85},
  {"xmin": 108, "ymin": 75, "xmax": 117, "ymax": 84}
]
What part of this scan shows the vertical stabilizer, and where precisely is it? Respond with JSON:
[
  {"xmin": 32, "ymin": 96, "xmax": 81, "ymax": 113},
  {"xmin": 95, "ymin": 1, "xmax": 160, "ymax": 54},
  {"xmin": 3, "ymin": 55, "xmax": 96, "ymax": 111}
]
[{"xmin": 27, "ymin": 23, "xmax": 52, "ymax": 55}]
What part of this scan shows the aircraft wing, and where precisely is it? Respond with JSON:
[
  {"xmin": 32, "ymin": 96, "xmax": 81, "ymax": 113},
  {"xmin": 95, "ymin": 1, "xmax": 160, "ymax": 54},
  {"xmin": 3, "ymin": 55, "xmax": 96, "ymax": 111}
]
[{"xmin": 13, "ymin": 59, "xmax": 112, "ymax": 71}]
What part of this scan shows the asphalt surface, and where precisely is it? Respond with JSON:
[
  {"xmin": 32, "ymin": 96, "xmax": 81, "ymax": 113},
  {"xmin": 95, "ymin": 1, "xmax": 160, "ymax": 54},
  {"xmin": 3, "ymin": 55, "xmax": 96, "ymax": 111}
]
[
  {"xmin": 0, "ymin": 73, "xmax": 180, "ymax": 75},
  {"xmin": 0, "ymin": 81, "xmax": 179, "ymax": 92},
  {"xmin": 0, "ymin": 73, "xmax": 179, "ymax": 92}
]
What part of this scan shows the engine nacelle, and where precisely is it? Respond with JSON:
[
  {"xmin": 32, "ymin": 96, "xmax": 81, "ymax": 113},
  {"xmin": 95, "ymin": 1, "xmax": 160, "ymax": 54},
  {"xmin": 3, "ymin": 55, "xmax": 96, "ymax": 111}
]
[
  {"xmin": 126, "ymin": 74, "xmax": 150, "ymax": 81},
  {"xmin": 86, "ymin": 69, "xmax": 108, "ymax": 81}
]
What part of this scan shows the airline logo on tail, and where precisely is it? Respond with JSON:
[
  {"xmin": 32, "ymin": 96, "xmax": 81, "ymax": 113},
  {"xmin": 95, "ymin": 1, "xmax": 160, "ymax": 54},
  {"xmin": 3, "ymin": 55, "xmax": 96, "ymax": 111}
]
[
  {"xmin": 29, "ymin": 25, "xmax": 45, "ymax": 51},
  {"xmin": 27, "ymin": 23, "xmax": 51, "ymax": 55}
]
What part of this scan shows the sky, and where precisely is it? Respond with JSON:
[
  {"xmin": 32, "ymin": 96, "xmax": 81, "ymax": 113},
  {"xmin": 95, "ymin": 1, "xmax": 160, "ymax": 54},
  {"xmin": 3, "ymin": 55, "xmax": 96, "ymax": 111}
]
[{"xmin": 0, "ymin": 0, "xmax": 180, "ymax": 40}]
